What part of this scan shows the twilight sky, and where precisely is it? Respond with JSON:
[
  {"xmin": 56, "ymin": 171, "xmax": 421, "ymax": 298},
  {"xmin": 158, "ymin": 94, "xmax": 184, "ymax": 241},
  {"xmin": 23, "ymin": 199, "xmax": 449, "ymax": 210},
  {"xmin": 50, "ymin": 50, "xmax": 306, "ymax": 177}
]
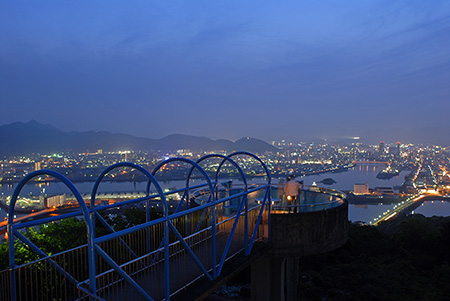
[{"xmin": 1, "ymin": 1, "xmax": 450, "ymax": 142}]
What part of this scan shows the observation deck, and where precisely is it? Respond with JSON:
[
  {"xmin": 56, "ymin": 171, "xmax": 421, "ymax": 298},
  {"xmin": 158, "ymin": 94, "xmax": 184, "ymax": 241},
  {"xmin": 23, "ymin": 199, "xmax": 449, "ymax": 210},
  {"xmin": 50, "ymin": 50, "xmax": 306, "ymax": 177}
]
[
  {"xmin": 0, "ymin": 152, "xmax": 348, "ymax": 301},
  {"xmin": 271, "ymin": 187, "xmax": 348, "ymax": 257}
]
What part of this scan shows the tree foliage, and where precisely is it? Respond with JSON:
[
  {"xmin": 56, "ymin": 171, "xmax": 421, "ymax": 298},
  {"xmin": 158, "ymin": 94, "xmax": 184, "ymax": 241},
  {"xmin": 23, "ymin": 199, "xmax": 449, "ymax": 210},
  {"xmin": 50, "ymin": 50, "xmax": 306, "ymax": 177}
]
[
  {"xmin": 0, "ymin": 218, "xmax": 87, "ymax": 271},
  {"xmin": 299, "ymin": 215, "xmax": 450, "ymax": 301}
]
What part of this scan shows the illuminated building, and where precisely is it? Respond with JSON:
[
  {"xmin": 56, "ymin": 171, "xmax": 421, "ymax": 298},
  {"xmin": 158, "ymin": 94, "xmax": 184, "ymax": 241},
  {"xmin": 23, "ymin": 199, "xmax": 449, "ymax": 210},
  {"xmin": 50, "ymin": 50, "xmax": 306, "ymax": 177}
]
[
  {"xmin": 354, "ymin": 183, "xmax": 369, "ymax": 195},
  {"xmin": 379, "ymin": 141, "xmax": 385, "ymax": 154}
]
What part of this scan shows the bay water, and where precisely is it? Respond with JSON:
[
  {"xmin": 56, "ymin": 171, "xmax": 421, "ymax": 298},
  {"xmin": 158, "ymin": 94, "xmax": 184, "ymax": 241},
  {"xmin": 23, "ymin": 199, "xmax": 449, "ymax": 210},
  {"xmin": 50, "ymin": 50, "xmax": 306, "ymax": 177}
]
[{"xmin": 2, "ymin": 163, "xmax": 450, "ymax": 223}]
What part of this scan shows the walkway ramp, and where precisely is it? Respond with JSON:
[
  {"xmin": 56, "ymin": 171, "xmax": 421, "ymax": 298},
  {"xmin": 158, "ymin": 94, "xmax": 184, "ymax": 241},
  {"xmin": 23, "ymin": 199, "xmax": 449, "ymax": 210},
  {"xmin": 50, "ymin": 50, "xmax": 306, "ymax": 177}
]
[{"xmin": 1, "ymin": 152, "xmax": 272, "ymax": 301}]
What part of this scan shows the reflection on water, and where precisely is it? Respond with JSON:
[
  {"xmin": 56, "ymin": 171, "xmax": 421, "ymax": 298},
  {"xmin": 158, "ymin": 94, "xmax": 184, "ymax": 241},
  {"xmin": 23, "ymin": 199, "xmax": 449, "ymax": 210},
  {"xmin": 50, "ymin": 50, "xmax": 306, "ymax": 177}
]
[
  {"xmin": 348, "ymin": 203, "xmax": 395, "ymax": 223},
  {"xmin": 297, "ymin": 164, "xmax": 415, "ymax": 223},
  {"xmin": 297, "ymin": 164, "xmax": 408, "ymax": 192},
  {"xmin": 413, "ymin": 200, "xmax": 450, "ymax": 217}
]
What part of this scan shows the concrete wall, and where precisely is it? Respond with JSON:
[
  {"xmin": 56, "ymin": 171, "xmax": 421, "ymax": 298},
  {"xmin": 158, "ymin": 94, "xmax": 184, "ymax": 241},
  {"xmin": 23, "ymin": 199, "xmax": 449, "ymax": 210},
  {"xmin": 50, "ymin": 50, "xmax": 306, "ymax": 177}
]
[{"xmin": 270, "ymin": 201, "xmax": 348, "ymax": 257}]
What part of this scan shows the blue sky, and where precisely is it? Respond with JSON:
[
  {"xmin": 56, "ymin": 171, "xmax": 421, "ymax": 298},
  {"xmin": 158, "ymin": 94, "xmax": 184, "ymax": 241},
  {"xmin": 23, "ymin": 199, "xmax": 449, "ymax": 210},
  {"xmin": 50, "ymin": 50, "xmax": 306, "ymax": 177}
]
[{"xmin": 1, "ymin": 1, "xmax": 450, "ymax": 142}]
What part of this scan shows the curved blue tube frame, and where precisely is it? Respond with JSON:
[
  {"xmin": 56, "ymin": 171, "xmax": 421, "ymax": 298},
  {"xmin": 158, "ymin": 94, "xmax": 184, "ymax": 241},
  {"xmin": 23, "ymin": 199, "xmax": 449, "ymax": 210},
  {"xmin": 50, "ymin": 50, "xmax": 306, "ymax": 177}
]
[{"xmin": 5, "ymin": 152, "xmax": 271, "ymax": 301}]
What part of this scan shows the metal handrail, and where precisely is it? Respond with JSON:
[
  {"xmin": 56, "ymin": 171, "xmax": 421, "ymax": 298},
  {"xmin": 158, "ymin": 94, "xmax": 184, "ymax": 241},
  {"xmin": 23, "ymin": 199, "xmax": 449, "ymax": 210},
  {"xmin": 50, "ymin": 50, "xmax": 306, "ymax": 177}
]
[
  {"xmin": 274, "ymin": 201, "xmax": 344, "ymax": 210},
  {"xmin": 4, "ymin": 152, "xmax": 272, "ymax": 301}
]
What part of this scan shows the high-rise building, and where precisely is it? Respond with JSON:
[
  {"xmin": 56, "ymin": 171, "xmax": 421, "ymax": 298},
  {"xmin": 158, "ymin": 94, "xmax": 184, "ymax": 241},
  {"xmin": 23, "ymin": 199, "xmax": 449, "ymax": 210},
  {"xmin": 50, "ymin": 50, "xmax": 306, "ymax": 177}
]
[
  {"xmin": 389, "ymin": 147, "xmax": 397, "ymax": 155},
  {"xmin": 35, "ymin": 161, "xmax": 41, "ymax": 171},
  {"xmin": 46, "ymin": 194, "xmax": 67, "ymax": 208},
  {"xmin": 379, "ymin": 141, "xmax": 385, "ymax": 154}
]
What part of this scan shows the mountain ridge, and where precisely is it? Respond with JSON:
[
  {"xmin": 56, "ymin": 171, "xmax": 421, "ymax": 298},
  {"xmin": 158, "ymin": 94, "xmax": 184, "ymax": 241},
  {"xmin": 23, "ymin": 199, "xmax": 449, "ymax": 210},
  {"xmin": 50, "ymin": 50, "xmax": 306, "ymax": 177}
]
[{"xmin": 0, "ymin": 121, "xmax": 278, "ymax": 156}]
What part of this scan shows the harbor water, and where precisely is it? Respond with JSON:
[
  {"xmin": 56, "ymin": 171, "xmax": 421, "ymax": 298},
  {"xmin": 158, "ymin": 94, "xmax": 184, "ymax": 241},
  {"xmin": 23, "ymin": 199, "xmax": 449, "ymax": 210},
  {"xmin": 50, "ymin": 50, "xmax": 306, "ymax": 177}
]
[{"xmin": 2, "ymin": 163, "xmax": 450, "ymax": 223}]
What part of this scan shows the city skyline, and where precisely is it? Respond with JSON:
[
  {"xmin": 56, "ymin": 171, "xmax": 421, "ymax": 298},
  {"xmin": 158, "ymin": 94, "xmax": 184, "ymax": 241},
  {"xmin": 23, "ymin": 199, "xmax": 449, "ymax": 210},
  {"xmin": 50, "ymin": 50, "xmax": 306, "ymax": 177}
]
[{"xmin": 1, "ymin": 1, "xmax": 450, "ymax": 142}]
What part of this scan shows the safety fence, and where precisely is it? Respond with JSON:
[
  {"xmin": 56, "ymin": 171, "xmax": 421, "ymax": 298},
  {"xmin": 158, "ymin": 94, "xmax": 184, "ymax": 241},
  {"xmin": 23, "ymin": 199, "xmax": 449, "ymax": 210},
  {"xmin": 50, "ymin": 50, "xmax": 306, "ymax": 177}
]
[
  {"xmin": 0, "ymin": 152, "xmax": 271, "ymax": 301},
  {"xmin": 272, "ymin": 185, "xmax": 346, "ymax": 213}
]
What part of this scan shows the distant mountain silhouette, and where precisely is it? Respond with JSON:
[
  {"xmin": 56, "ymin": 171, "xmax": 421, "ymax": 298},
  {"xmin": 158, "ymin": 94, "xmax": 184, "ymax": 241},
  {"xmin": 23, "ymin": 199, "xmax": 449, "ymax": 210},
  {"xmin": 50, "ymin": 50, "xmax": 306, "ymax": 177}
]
[{"xmin": 0, "ymin": 121, "xmax": 277, "ymax": 156}]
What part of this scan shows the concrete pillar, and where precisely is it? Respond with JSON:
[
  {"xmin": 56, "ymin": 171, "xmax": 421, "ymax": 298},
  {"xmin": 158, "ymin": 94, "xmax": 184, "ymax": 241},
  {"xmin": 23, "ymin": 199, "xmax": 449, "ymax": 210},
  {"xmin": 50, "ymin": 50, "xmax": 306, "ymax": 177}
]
[
  {"xmin": 251, "ymin": 255, "xmax": 271, "ymax": 301},
  {"xmin": 284, "ymin": 257, "xmax": 299, "ymax": 301},
  {"xmin": 251, "ymin": 256, "xmax": 298, "ymax": 301}
]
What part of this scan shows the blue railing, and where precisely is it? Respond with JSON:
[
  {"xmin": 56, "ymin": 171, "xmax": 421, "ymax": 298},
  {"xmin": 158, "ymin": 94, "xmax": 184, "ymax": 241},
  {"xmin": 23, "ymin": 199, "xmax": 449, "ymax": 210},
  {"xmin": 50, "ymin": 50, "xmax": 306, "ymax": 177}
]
[
  {"xmin": 272, "ymin": 185, "xmax": 346, "ymax": 212},
  {"xmin": 1, "ymin": 152, "xmax": 271, "ymax": 301}
]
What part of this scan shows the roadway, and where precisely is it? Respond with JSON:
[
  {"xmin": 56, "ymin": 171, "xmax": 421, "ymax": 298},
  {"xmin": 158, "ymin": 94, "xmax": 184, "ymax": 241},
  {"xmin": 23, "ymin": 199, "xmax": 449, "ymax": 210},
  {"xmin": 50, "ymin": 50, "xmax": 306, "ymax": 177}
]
[
  {"xmin": 352, "ymin": 160, "xmax": 389, "ymax": 164},
  {"xmin": 0, "ymin": 207, "xmax": 78, "ymax": 236},
  {"xmin": 0, "ymin": 190, "xmax": 182, "ymax": 237}
]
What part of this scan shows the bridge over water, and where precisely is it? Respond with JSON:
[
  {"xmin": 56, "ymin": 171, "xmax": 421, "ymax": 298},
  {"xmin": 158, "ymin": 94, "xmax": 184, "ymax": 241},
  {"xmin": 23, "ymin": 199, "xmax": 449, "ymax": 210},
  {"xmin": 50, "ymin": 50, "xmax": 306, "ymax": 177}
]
[
  {"xmin": 371, "ymin": 193, "xmax": 449, "ymax": 226},
  {"xmin": 0, "ymin": 152, "xmax": 348, "ymax": 301}
]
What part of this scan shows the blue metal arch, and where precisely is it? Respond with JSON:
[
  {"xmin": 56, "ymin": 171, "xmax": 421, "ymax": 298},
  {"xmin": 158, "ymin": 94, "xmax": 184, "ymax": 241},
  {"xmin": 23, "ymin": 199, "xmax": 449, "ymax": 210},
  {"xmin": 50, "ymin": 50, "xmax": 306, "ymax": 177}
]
[
  {"xmin": 89, "ymin": 162, "xmax": 170, "ymax": 300},
  {"xmin": 91, "ymin": 161, "xmax": 168, "ymax": 216},
  {"xmin": 8, "ymin": 170, "xmax": 92, "ymax": 231},
  {"xmin": 151, "ymin": 157, "xmax": 218, "ymax": 278},
  {"xmin": 193, "ymin": 154, "xmax": 248, "ymax": 228},
  {"xmin": 194, "ymin": 153, "xmax": 255, "ymax": 262},
  {"xmin": 5, "ymin": 153, "xmax": 272, "ymax": 301},
  {"xmin": 189, "ymin": 154, "xmax": 249, "ymax": 244},
  {"xmin": 7, "ymin": 169, "xmax": 95, "ymax": 299},
  {"xmin": 150, "ymin": 157, "xmax": 215, "ymax": 207},
  {"xmin": 151, "ymin": 157, "xmax": 214, "ymax": 190},
  {"xmin": 193, "ymin": 153, "xmax": 248, "ymax": 192},
  {"xmin": 227, "ymin": 151, "xmax": 272, "ymax": 186},
  {"xmin": 227, "ymin": 151, "xmax": 273, "ymax": 244}
]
